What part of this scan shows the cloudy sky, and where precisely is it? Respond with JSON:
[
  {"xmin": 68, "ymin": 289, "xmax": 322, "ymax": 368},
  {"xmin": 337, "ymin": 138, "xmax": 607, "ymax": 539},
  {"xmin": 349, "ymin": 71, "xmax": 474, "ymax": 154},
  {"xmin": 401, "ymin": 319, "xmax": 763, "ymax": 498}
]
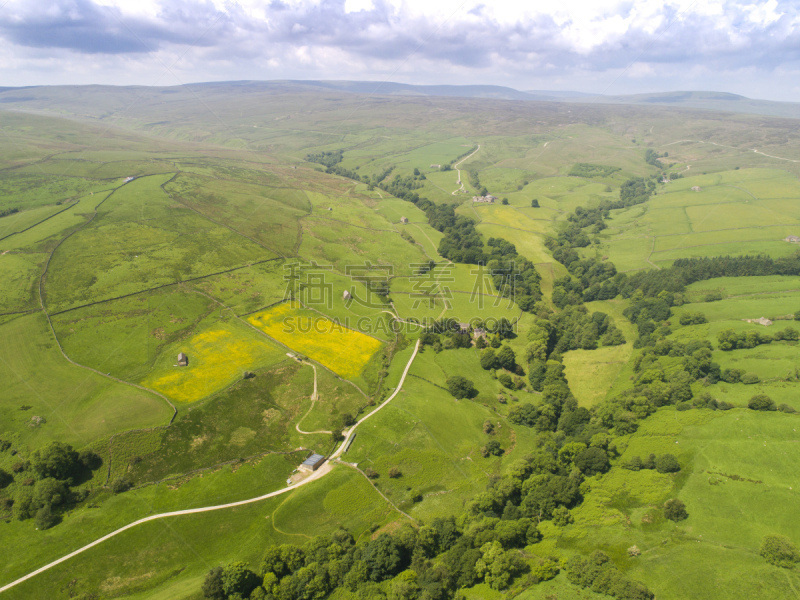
[{"xmin": 0, "ymin": 0, "xmax": 797, "ymax": 100}]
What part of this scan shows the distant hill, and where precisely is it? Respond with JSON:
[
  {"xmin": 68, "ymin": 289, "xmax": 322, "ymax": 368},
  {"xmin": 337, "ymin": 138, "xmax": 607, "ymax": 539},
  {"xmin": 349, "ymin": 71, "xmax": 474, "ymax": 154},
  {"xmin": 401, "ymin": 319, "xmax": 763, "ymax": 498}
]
[
  {"xmin": 184, "ymin": 80, "xmax": 556, "ymax": 101},
  {"xmin": 565, "ymin": 90, "xmax": 800, "ymax": 119},
  {"xmin": 1, "ymin": 81, "xmax": 799, "ymax": 120}
]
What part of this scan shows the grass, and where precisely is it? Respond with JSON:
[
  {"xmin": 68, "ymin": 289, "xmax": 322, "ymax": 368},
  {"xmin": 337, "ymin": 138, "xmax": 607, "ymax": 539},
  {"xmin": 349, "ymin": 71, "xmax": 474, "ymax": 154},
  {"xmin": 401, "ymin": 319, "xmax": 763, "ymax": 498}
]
[
  {"xmin": 143, "ymin": 316, "xmax": 287, "ymax": 403},
  {"xmin": 598, "ymin": 168, "xmax": 800, "ymax": 270},
  {"xmin": 44, "ymin": 175, "xmax": 276, "ymax": 312},
  {"xmin": 0, "ymin": 313, "xmax": 172, "ymax": 450},
  {"xmin": 563, "ymin": 299, "xmax": 637, "ymax": 407},
  {"xmin": 247, "ymin": 301, "xmax": 384, "ymax": 383}
]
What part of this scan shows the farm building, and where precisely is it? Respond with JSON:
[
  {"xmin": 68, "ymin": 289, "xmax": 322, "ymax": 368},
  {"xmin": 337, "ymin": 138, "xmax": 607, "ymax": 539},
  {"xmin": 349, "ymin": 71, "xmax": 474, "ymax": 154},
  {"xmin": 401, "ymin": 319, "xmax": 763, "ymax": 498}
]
[
  {"xmin": 400, "ymin": 216, "xmax": 409, "ymax": 224},
  {"xmin": 784, "ymin": 235, "xmax": 800, "ymax": 243},
  {"xmin": 299, "ymin": 453, "xmax": 326, "ymax": 473},
  {"xmin": 472, "ymin": 195, "xmax": 496, "ymax": 203},
  {"xmin": 691, "ymin": 186, "xmax": 701, "ymax": 192},
  {"xmin": 457, "ymin": 322, "xmax": 470, "ymax": 334},
  {"xmin": 343, "ymin": 290, "xmax": 352, "ymax": 301},
  {"xmin": 430, "ymin": 164, "xmax": 441, "ymax": 169},
  {"xmin": 177, "ymin": 352, "xmax": 188, "ymax": 367}
]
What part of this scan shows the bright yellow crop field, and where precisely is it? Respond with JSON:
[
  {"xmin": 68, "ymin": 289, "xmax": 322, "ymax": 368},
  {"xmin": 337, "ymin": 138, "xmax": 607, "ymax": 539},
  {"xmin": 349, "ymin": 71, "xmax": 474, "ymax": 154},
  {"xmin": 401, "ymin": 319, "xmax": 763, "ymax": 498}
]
[
  {"xmin": 144, "ymin": 324, "xmax": 285, "ymax": 402},
  {"xmin": 247, "ymin": 301, "xmax": 383, "ymax": 380}
]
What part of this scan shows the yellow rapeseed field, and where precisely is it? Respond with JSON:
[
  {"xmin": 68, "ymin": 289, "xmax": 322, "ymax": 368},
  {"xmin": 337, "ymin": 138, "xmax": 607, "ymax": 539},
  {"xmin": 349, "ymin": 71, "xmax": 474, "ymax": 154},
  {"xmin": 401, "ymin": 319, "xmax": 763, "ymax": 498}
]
[
  {"xmin": 247, "ymin": 301, "xmax": 383, "ymax": 380},
  {"xmin": 144, "ymin": 325, "xmax": 283, "ymax": 402}
]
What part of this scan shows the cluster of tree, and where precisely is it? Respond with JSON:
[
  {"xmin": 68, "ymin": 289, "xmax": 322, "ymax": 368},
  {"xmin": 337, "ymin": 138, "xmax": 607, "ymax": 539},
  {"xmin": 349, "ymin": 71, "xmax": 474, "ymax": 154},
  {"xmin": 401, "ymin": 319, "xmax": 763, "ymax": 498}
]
[
  {"xmin": 718, "ymin": 326, "xmax": 798, "ymax": 351},
  {"xmin": 679, "ymin": 312, "xmax": 707, "ymax": 325},
  {"xmin": 760, "ymin": 534, "xmax": 800, "ymax": 568},
  {"xmin": 0, "ymin": 207, "xmax": 19, "ymax": 219},
  {"xmin": 306, "ymin": 150, "xmax": 343, "ymax": 168},
  {"xmin": 484, "ymin": 238, "xmax": 543, "ymax": 309},
  {"xmin": 568, "ymin": 163, "xmax": 621, "ymax": 178},
  {"xmin": 2, "ymin": 441, "xmax": 103, "ymax": 530},
  {"xmin": 663, "ymin": 498, "xmax": 688, "ymax": 522},
  {"xmin": 566, "ymin": 551, "xmax": 653, "ymax": 600},
  {"xmin": 446, "ymin": 376, "xmax": 478, "ymax": 399},
  {"xmin": 622, "ymin": 453, "xmax": 680, "ymax": 473},
  {"xmin": 549, "ymin": 306, "xmax": 625, "ymax": 352},
  {"xmin": 379, "ymin": 173, "xmax": 426, "ymax": 201},
  {"xmin": 480, "ymin": 345, "xmax": 519, "ymax": 372},
  {"xmin": 644, "ymin": 148, "xmax": 668, "ymax": 168},
  {"xmin": 203, "ymin": 514, "xmax": 547, "ymax": 600},
  {"xmin": 419, "ymin": 318, "xmax": 515, "ymax": 353},
  {"xmin": 627, "ymin": 254, "xmax": 800, "ymax": 298},
  {"xmin": 467, "ymin": 169, "xmax": 487, "ymax": 197}
]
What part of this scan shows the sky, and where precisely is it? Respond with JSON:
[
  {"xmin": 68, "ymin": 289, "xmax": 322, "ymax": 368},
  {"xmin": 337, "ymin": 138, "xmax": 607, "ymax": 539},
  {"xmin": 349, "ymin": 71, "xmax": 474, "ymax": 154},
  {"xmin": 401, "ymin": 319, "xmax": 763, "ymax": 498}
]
[{"xmin": 0, "ymin": 0, "xmax": 798, "ymax": 100}]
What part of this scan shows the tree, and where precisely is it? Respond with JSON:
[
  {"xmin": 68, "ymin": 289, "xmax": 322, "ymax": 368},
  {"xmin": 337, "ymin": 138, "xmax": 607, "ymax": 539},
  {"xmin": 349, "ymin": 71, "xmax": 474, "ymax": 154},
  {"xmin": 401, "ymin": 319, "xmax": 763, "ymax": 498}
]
[
  {"xmin": 481, "ymin": 440, "xmax": 503, "ymax": 457},
  {"xmin": 495, "ymin": 345, "xmax": 516, "ymax": 371},
  {"xmin": 663, "ymin": 498, "xmax": 688, "ymax": 521},
  {"xmin": 34, "ymin": 503, "xmax": 59, "ymax": 530},
  {"xmin": 574, "ymin": 447, "xmax": 609, "ymax": 476},
  {"xmin": 0, "ymin": 468, "xmax": 12, "ymax": 489},
  {"xmin": 501, "ymin": 197, "xmax": 509, "ymax": 205},
  {"xmin": 749, "ymin": 394, "xmax": 776, "ymax": 411},
  {"xmin": 760, "ymin": 534, "xmax": 800, "ymax": 568},
  {"xmin": 447, "ymin": 376, "xmax": 477, "ymax": 399},
  {"xmin": 480, "ymin": 348, "xmax": 497, "ymax": 370},
  {"xmin": 202, "ymin": 567, "xmax": 225, "ymax": 599},
  {"xmin": 498, "ymin": 373, "xmax": 514, "ymax": 389},
  {"xmin": 29, "ymin": 442, "xmax": 79, "ymax": 481},
  {"xmin": 78, "ymin": 449, "xmax": 103, "ymax": 471},
  {"xmin": 109, "ymin": 478, "xmax": 132, "ymax": 494},
  {"xmin": 531, "ymin": 199, "xmax": 539, "ymax": 208},
  {"xmin": 221, "ymin": 561, "xmax": 260, "ymax": 598},
  {"xmin": 388, "ymin": 467, "xmax": 401, "ymax": 478},
  {"xmin": 655, "ymin": 454, "xmax": 680, "ymax": 473},
  {"xmin": 364, "ymin": 534, "xmax": 402, "ymax": 582},
  {"xmin": 34, "ymin": 477, "xmax": 70, "ymax": 507}
]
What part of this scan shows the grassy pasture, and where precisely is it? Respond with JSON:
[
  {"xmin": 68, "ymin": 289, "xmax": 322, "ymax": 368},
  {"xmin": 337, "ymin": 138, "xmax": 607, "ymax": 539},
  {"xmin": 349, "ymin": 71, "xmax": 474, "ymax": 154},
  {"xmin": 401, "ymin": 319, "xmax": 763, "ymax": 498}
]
[
  {"xmin": 563, "ymin": 299, "xmax": 637, "ymax": 407},
  {"xmin": 0, "ymin": 252, "xmax": 46, "ymax": 312},
  {"xmin": 165, "ymin": 173, "xmax": 307, "ymax": 256},
  {"xmin": 0, "ymin": 194, "xmax": 105, "ymax": 254},
  {"xmin": 299, "ymin": 215, "xmax": 427, "ymax": 276},
  {"xmin": 190, "ymin": 259, "xmax": 288, "ymax": 315},
  {"xmin": 247, "ymin": 301, "xmax": 384, "ymax": 384},
  {"xmin": 44, "ymin": 175, "xmax": 276, "ymax": 312},
  {"xmin": 599, "ymin": 168, "xmax": 800, "ymax": 270},
  {"xmin": 52, "ymin": 288, "xmax": 216, "ymax": 383},
  {"xmin": 130, "ymin": 360, "xmax": 349, "ymax": 482},
  {"xmin": 623, "ymin": 409, "xmax": 800, "ymax": 599},
  {"xmin": 682, "ymin": 275, "xmax": 800, "ymax": 302},
  {"xmin": 0, "ymin": 174, "xmax": 117, "ymax": 213},
  {"xmin": 143, "ymin": 316, "xmax": 287, "ymax": 403},
  {"xmin": 0, "ymin": 313, "xmax": 171, "ymax": 450}
]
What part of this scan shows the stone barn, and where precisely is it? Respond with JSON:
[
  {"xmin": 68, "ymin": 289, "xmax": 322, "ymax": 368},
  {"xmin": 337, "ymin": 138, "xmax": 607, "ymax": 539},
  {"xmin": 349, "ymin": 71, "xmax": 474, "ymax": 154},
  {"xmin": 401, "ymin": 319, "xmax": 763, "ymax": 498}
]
[
  {"xmin": 400, "ymin": 216, "xmax": 409, "ymax": 224},
  {"xmin": 177, "ymin": 352, "xmax": 188, "ymax": 367}
]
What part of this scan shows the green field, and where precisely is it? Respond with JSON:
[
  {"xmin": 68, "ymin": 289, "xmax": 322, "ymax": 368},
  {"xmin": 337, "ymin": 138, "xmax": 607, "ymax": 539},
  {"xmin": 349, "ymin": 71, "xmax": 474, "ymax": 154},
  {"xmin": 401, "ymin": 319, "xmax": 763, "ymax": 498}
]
[{"xmin": 3, "ymin": 85, "xmax": 800, "ymax": 600}]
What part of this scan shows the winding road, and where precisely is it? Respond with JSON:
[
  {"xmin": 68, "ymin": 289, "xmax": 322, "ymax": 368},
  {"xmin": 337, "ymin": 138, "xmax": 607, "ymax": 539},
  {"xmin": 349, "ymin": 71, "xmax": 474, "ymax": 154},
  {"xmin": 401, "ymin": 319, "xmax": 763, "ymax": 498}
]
[
  {"xmin": 451, "ymin": 145, "xmax": 481, "ymax": 195},
  {"xmin": 0, "ymin": 340, "xmax": 421, "ymax": 594}
]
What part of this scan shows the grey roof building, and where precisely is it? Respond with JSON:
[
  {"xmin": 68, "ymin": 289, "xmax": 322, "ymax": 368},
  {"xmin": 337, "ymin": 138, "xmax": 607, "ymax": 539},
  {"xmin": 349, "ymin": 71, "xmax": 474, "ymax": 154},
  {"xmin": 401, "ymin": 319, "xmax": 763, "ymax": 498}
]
[{"xmin": 299, "ymin": 453, "xmax": 326, "ymax": 472}]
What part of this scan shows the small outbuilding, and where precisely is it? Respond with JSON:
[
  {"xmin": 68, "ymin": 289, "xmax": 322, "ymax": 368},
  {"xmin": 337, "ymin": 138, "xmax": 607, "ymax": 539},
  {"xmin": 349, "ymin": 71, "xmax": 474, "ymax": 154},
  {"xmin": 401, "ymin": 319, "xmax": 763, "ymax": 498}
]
[
  {"xmin": 400, "ymin": 216, "xmax": 409, "ymax": 224},
  {"xmin": 343, "ymin": 290, "xmax": 352, "ymax": 301},
  {"xmin": 177, "ymin": 352, "xmax": 188, "ymax": 367},
  {"xmin": 784, "ymin": 235, "xmax": 800, "ymax": 243},
  {"xmin": 691, "ymin": 186, "xmax": 701, "ymax": 192},
  {"xmin": 457, "ymin": 322, "xmax": 470, "ymax": 334},
  {"xmin": 299, "ymin": 453, "xmax": 326, "ymax": 473}
]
